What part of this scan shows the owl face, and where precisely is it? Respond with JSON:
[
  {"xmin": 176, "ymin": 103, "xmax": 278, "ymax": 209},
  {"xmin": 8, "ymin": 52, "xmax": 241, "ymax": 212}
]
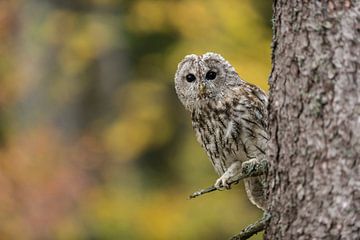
[{"xmin": 174, "ymin": 52, "xmax": 236, "ymax": 112}]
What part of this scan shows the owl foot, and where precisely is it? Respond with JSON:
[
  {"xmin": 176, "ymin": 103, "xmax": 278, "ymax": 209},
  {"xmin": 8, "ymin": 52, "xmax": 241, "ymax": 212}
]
[
  {"xmin": 214, "ymin": 174, "xmax": 232, "ymax": 190},
  {"xmin": 188, "ymin": 159, "xmax": 268, "ymax": 199},
  {"xmin": 214, "ymin": 162, "xmax": 242, "ymax": 190},
  {"xmin": 241, "ymin": 158, "xmax": 268, "ymax": 178}
]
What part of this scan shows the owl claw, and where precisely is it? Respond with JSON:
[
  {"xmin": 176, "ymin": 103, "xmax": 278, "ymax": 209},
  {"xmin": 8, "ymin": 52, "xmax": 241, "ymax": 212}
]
[
  {"xmin": 214, "ymin": 162, "xmax": 242, "ymax": 190},
  {"xmin": 214, "ymin": 176, "xmax": 232, "ymax": 190}
]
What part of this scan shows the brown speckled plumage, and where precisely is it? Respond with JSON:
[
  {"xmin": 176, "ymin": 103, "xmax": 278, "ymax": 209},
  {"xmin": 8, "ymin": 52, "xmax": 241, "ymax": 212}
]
[{"xmin": 175, "ymin": 52, "xmax": 268, "ymax": 209}]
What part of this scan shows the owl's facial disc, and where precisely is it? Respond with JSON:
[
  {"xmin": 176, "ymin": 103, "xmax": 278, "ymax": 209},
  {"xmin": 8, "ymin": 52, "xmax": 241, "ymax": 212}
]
[{"xmin": 175, "ymin": 52, "xmax": 233, "ymax": 111}]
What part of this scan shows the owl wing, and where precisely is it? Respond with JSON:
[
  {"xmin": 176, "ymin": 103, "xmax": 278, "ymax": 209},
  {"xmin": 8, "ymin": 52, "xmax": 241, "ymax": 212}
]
[{"xmin": 226, "ymin": 82, "xmax": 269, "ymax": 159}]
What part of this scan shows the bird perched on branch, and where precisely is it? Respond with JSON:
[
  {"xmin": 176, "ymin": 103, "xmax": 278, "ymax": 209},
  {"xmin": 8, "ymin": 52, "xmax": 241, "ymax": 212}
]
[{"xmin": 174, "ymin": 53, "xmax": 269, "ymax": 239}]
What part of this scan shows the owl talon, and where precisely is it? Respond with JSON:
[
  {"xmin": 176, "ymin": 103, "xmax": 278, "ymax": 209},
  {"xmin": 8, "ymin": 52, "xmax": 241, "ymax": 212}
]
[
  {"xmin": 215, "ymin": 176, "xmax": 232, "ymax": 190},
  {"xmin": 214, "ymin": 179, "xmax": 224, "ymax": 190}
]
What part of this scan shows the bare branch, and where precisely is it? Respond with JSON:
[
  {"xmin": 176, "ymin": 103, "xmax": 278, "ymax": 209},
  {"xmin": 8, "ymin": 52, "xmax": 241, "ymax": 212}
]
[
  {"xmin": 230, "ymin": 212, "xmax": 271, "ymax": 240},
  {"xmin": 188, "ymin": 179, "xmax": 240, "ymax": 199},
  {"xmin": 188, "ymin": 159, "xmax": 268, "ymax": 199}
]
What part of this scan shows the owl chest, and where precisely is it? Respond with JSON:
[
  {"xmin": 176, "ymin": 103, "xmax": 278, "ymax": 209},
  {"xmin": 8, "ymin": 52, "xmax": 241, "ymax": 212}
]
[{"xmin": 192, "ymin": 111, "xmax": 246, "ymax": 174}]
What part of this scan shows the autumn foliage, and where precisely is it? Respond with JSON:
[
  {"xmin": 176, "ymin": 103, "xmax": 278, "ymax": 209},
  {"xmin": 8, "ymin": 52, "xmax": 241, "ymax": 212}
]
[{"xmin": 0, "ymin": 1, "xmax": 271, "ymax": 239}]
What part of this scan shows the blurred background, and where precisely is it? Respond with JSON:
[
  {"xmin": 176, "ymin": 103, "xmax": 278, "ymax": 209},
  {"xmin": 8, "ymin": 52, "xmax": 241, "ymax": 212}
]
[{"xmin": 0, "ymin": 0, "xmax": 271, "ymax": 239}]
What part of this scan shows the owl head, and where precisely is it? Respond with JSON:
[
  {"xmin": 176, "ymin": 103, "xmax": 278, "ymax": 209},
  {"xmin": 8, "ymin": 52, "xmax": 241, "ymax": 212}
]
[{"xmin": 174, "ymin": 52, "xmax": 238, "ymax": 112}]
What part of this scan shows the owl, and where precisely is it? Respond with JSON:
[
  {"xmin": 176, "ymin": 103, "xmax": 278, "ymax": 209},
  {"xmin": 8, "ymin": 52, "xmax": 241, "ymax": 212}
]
[{"xmin": 174, "ymin": 52, "xmax": 268, "ymax": 209}]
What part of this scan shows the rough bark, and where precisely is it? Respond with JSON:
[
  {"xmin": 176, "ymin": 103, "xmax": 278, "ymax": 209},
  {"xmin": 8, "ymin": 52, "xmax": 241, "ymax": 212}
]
[{"xmin": 266, "ymin": 1, "xmax": 360, "ymax": 239}]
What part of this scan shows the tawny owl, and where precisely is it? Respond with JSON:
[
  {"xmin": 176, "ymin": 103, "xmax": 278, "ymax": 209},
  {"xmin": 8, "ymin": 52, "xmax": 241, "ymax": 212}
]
[{"xmin": 174, "ymin": 52, "xmax": 268, "ymax": 209}]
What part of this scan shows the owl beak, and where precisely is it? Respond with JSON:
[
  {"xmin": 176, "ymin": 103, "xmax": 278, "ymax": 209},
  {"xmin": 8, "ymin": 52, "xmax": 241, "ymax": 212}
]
[{"xmin": 198, "ymin": 83, "xmax": 206, "ymax": 97}]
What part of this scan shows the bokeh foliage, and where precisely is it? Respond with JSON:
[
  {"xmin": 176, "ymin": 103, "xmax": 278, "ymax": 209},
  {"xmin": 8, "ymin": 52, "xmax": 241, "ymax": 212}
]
[{"xmin": 0, "ymin": 0, "xmax": 271, "ymax": 239}]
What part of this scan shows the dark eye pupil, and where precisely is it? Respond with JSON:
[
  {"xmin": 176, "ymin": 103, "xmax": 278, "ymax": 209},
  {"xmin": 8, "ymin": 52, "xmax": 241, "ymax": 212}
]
[
  {"xmin": 206, "ymin": 71, "xmax": 217, "ymax": 80},
  {"xmin": 186, "ymin": 74, "xmax": 196, "ymax": 82}
]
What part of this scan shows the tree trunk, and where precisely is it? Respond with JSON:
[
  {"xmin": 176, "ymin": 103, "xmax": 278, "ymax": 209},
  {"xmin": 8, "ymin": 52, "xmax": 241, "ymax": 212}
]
[{"xmin": 266, "ymin": 1, "xmax": 360, "ymax": 239}]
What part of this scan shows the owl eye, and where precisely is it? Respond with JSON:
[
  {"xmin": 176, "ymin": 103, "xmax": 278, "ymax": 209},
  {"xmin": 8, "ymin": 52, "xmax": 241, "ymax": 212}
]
[
  {"xmin": 205, "ymin": 70, "xmax": 217, "ymax": 80},
  {"xmin": 186, "ymin": 74, "xmax": 196, "ymax": 82}
]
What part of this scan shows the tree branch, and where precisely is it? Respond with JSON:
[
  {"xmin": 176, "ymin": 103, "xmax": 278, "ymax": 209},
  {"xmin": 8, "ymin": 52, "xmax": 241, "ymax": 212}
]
[
  {"xmin": 230, "ymin": 212, "xmax": 271, "ymax": 240},
  {"xmin": 188, "ymin": 179, "xmax": 241, "ymax": 199},
  {"xmin": 188, "ymin": 159, "xmax": 268, "ymax": 199}
]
